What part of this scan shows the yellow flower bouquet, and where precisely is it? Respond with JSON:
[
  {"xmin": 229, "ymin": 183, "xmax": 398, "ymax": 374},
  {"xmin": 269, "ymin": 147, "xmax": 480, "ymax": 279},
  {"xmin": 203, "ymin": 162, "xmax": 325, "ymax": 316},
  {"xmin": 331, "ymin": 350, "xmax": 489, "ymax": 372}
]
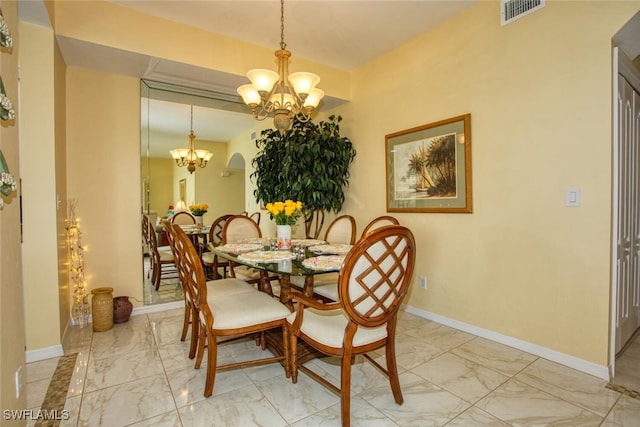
[
  {"xmin": 189, "ymin": 203, "xmax": 208, "ymax": 216},
  {"xmin": 266, "ymin": 200, "xmax": 303, "ymax": 226}
]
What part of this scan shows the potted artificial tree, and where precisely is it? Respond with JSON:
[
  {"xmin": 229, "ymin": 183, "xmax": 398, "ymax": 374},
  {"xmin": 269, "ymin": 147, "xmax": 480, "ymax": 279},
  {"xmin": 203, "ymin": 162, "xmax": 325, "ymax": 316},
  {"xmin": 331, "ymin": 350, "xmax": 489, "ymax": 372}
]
[{"xmin": 252, "ymin": 115, "xmax": 356, "ymax": 238}]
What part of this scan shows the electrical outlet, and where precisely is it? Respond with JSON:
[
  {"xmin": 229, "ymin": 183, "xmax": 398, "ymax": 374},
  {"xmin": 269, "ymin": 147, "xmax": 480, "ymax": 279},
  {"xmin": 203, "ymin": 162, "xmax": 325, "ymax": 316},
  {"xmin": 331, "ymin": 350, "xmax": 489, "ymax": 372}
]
[
  {"xmin": 15, "ymin": 366, "xmax": 23, "ymax": 398},
  {"xmin": 419, "ymin": 276, "xmax": 427, "ymax": 290}
]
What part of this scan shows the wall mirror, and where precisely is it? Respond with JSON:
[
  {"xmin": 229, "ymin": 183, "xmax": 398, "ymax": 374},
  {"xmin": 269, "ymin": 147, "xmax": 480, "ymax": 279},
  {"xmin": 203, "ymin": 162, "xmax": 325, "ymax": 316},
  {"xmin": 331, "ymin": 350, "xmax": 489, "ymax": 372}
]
[{"xmin": 140, "ymin": 79, "xmax": 255, "ymax": 305}]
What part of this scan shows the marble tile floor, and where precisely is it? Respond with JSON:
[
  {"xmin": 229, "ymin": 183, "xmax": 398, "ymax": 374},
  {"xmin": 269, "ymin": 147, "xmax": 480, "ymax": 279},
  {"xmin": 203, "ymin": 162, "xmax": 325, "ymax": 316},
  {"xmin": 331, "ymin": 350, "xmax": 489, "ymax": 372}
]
[
  {"xmin": 612, "ymin": 331, "xmax": 640, "ymax": 396},
  {"xmin": 25, "ymin": 308, "xmax": 640, "ymax": 427}
]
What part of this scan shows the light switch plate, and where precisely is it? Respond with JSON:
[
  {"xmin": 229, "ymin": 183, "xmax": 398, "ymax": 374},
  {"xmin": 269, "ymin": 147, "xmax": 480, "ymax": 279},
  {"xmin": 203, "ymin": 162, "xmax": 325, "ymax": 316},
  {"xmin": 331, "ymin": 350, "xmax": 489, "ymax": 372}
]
[{"xmin": 566, "ymin": 188, "xmax": 580, "ymax": 207}]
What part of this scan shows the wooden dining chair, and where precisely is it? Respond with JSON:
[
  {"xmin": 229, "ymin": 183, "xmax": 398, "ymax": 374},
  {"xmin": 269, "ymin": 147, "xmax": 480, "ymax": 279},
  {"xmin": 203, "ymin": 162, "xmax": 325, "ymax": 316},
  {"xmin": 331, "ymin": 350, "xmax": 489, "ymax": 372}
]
[
  {"xmin": 324, "ymin": 214, "xmax": 357, "ymax": 245},
  {"xmin": 171, "ymin": 211, "xmax": 196, "ymax": 225},
  {"xmin": 249, "ymin": 211, "xmax": 261, "ymax": 225},
  {"xmin": 314, "ymin": 216, "xmax": 401, "ymax": 302},
  {"xmin": 173, "ymin": 223, "xmax": 291, "ymax": 397},
  {"xmin": 166, "ymin": 222, "xmax": 257, "ymax": 360},
  {"xmin": 201, "ymin": 214, "xmax": 233, "ymax": 279},
  {"xmin": 287, "ymin": 225, "xmax": 416, "ymax": 427},
  {"xmin": 360, "ymin": 215, "xmax": 400, "ymax": 238},
  {"xmin": 222, "ymin": 214, "xmax": 277, "ymax": 290},
  {"xmin": 148, "ymin": 219, "xmax": 179, "ymax": 290},
  {"xmin": 309, "ymin": 214, "xmax": 357, "ymax": 301}
]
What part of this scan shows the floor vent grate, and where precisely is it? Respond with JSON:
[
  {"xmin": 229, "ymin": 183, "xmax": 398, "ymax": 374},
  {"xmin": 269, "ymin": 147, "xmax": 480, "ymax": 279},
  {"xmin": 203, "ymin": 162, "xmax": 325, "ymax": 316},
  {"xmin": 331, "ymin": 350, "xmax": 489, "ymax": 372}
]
[{"xmin": 501, "ymin": 0, "xmax": 545, "ymax": 25}]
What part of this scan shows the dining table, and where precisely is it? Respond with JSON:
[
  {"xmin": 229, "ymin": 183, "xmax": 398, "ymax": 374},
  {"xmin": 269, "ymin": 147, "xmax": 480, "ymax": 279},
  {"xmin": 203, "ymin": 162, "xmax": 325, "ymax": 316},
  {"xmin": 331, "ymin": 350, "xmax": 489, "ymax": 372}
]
[
  {"xmin": 211, "ymin": 238, "xmax": 350, "ymax": 309},
  {"xmin": 212, "ymin": 238, "xmax": 351, "ymax": 363},
  {"xmin": 178, "ymin": 224, "xmax": 211, "ymax": 248}
]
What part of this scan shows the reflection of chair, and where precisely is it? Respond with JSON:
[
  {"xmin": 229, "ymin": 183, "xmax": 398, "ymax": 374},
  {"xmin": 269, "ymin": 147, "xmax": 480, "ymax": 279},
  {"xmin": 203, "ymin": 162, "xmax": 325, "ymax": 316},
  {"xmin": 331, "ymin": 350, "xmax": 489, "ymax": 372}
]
[
  {"xmin": 305, "ymin": 210, "xmax": 325, "ymax": 239},
  {"xmin": 142, "ymin": 214, "xmax": 150, "ymax": 256},
  {"xmin": 172, "ymin": 211, "xmax": 196, "ymax": 225},
  {"xmin": 201, "ymin": 214, "xmax": 233, "ymax": 279},
  {"xmin": 173, "ymin": 224, "xmax": 291, "ymax": 397},
  {"xmin": 287, "ymin": 225, "xmax": 416, "ymax": 426},
  {"xmin": 148, "ymin": 220, "xmax": 178, "ymax": 290},
  {"xmin": 324, "ymin": 214, "xmax": 356, "ymax": 245}
]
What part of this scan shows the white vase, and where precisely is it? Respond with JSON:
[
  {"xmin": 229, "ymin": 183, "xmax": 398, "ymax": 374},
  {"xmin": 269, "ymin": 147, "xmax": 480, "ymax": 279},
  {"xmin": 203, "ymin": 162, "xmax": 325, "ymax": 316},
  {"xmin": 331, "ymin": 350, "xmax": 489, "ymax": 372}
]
[
  {"xmin": 276, "ymin": 225, "xmax": 292, "ymax": 250},
  {"xmin": 194, "ymin": 215, "xmax": 203, "ymax": 226}
]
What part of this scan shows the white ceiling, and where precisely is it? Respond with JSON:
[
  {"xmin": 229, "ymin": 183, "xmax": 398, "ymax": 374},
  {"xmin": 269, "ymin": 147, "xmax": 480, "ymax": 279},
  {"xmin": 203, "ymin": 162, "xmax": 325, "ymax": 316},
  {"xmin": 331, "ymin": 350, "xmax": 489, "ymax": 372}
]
[{"xmin": 16, "ymin": 1, "xmax": 640, "ymax": 157}]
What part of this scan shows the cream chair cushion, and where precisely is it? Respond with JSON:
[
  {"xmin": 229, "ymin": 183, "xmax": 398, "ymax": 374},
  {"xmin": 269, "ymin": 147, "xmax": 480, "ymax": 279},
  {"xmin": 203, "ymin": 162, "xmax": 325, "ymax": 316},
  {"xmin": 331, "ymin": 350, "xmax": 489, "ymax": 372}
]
[
  {"xmin": 286, "ymin": 308, "xmax": 387, "ymax": 348},
  {"xmin": 202, "ymin": 290, "xmax": 290, "ymax": 329},
  {"xmin": 206, "ymin": 278, "xmax": 256, "ymax": 297}
]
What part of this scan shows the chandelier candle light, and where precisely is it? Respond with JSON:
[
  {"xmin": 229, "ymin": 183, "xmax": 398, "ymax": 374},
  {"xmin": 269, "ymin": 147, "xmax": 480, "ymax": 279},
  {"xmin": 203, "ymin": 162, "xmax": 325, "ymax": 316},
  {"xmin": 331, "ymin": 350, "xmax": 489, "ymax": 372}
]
[
  {"xmin": 266, "ymin": 200, "xmax": 303, "ymax": 250},
  {"xmin": 237, "ymin": 0, "xmax": 324, "ymax": 132},
  {"xmin": 170, "ymin": 105, "xmax": 213, "ymax": 174}
]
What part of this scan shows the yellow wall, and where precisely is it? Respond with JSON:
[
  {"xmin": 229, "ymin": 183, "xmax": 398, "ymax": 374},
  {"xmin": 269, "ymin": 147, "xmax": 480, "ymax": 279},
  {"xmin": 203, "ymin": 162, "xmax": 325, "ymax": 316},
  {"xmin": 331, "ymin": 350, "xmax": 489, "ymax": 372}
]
[
  {"xmin": 66, "ymin": 67, "xmax": 143, "ymax": 306},
  {"xmin": 146, "ymin": 156, "xmax": 173, "ymax": 216},
  {"xmin": 0, "ymin": 0, "xmax": 26, "ymax": 415},
  {"xmin": 334, "ymin": 1, "xmax": 639, "ymax": 366},
  {"xmin": 11, "ymin": 0, "xmax": 639, "ymax": 377},
  {"xmin": 192, "ymin": 140, "xmax": 245, "ymax": 223},
  {"xmin": 20, "ymin": 21, "xmax": 62, "ymax": 352}
]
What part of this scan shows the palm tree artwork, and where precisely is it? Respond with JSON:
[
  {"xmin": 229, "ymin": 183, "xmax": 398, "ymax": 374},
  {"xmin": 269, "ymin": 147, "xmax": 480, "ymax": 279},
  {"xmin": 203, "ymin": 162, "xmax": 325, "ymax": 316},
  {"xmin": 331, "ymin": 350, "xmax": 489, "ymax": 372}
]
[{"xmin": 405, "ymin": 133, "xmax": 456, "ymax": 197}]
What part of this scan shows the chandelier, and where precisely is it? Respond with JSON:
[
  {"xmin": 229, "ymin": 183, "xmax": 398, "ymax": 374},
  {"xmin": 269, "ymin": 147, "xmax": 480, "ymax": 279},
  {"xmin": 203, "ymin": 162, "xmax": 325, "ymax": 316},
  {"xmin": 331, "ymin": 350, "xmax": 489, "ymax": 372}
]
[
  {"xmin": 237, "ymin": 0, "xmax": 324, "ymax": 132},
  {"xmin": 170, "ymin": 105, "xmax": 213, "ymax": 174}
]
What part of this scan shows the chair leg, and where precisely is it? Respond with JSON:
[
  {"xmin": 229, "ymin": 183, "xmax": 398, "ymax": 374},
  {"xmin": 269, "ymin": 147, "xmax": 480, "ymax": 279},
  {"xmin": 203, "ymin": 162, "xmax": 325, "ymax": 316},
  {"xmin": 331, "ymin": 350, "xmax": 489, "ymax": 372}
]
[
  {"xmin": 340, "ymin": 349, "xmax": 353, "ymax": 427},
  {"xmin": 188, "ymin": 306, "xmax": 199, "ymax": 359},
  {"xmin": 195, "ymin": 321, "xmax": 206, "ymax": 369},
  {"xmin": 204, "ymin": 329, "xmax": 218, "ymax": 397},
  {"xmin": 282, "ymin": 324, "xmax": 290, "ymax": 378},
  {"xmin": 180, "ymin": 300, "xmax": 191, "ymax": 341},
  {"xmin": 385, "ymin": 338, "xmax": 404, "ymax": 404},
  {"xmin": 289, "ymin": 328, "xmax": 298, "ymax": 383}
]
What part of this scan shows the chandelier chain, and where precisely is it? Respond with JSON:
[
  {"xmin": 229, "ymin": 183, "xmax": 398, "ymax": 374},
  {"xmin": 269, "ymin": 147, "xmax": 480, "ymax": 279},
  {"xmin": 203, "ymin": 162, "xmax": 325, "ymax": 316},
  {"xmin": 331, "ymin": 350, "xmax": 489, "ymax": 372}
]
[{"xmin": 280, "ymin": 0, "xmax": 286, "ymax": 50}]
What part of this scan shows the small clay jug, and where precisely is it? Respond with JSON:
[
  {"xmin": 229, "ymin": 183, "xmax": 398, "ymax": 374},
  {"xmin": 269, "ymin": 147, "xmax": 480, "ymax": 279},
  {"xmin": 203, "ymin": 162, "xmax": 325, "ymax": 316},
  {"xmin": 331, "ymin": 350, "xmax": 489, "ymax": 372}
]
[{"xmin": 113, "ymin": 296, "xmax": 133, "ymax": 324}]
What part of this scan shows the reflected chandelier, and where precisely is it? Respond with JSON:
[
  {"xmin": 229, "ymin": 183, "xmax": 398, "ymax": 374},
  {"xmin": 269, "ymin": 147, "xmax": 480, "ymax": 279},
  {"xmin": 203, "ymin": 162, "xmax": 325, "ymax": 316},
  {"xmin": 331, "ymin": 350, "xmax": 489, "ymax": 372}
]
[
  {"xmin": 170, "ymin": 105, "xmax": 213, "ymax": 174},
  {"xmin": 237, "ymin": 0, "xmax": 324, "ymax": 132}
]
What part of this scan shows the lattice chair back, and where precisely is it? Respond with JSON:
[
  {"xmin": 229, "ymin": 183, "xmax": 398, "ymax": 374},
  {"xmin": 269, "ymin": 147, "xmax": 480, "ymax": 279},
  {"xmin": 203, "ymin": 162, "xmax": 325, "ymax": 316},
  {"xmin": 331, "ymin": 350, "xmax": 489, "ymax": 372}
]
[
  {"xmin": 208, "ymin": 214, "xmax": 233, "ymax": 247},
  {"xmin": 339, "ymin": 225, "xmax": 415, "ymax": 327},
  {"xmin": 173, "ymin": 225, "xmax": 204, "ymax": 312}
]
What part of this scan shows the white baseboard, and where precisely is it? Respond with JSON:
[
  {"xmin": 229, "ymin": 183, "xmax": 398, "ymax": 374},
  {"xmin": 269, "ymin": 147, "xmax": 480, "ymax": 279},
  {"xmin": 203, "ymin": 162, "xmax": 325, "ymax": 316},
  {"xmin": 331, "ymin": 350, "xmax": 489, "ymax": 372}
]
[
  {"xmin": 402, "ymin": 305, "xmax": 610, "ymax": 381},
  {"xmin": 131, "ymin": 300, "xmax": 184, "ymax": 316},
  {"xmin": 25, "ymin": 345, "xmax": 64, "ymax": 363}
]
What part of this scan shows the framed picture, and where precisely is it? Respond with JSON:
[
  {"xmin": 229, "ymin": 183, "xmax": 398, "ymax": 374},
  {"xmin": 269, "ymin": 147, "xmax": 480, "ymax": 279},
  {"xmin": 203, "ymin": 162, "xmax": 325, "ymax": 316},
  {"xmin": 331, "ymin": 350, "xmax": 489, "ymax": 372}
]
[
  {"xmin": 386, "ymin": 114, "xmax": 472, "ymax": 213},
  {"xmin": 179, "ymin": 178, "xmax": 186, "ymax": 203}
]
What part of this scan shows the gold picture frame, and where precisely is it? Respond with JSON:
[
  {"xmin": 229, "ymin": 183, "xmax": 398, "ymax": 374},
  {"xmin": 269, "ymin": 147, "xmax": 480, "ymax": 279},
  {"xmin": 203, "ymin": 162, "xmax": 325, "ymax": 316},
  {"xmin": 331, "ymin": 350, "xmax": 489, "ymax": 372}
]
[{"xmin": 386, "ymin": 114, "xmax": 472, "ymax": 213}]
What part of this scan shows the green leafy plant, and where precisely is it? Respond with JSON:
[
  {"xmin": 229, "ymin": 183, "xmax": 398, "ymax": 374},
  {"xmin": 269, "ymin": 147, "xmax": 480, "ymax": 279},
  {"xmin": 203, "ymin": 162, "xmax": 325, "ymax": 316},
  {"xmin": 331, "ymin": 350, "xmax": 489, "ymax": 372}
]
[{"xmin": 252, "ymin": 115, "xmax": 356, "ymax": 223}]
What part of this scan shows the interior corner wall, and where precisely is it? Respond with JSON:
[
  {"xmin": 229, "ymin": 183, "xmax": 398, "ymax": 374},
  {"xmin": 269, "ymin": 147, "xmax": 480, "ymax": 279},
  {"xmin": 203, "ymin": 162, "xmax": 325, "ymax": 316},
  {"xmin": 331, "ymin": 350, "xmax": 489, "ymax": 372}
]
[
  {"xmin": 54, "ymin": 32, "xmax": 70, "ymax": 338},
  {"xmin": 336, "ymin": 1, "xmax": 640, "ymax": 367},
  {"xmin": 19, "ymin": 21, "xmax": 62, "ymax": 352},
  {"xmin": 66, "ymin": 67, "xmax": 143, "ymax": 308},
  {"xmin": 0, "ymin": 0, "xmax": 26, "ymax": 414}
]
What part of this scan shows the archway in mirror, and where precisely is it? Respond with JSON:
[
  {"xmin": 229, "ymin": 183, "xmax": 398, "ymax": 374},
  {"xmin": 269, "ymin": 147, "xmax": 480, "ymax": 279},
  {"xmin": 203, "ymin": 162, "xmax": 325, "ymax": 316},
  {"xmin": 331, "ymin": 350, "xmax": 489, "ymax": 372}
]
[{"xmin": 141, "ymin": 80, "xmax": 255, "ymax": 305}]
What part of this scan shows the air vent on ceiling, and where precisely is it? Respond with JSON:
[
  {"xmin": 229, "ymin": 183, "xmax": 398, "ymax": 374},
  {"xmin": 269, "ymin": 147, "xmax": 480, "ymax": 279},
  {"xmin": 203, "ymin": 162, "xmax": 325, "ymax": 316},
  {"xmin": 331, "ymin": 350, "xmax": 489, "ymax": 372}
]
[{"xmin": 501, "ymin": 0, "xmax": 545, "ymax": 26}]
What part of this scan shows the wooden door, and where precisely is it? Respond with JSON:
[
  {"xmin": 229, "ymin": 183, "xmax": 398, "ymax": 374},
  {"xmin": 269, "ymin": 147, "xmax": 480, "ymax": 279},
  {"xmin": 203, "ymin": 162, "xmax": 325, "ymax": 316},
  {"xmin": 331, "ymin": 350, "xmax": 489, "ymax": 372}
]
[{"xmin": 615, "ymin": 75, "xmax": 640, "ymax": 354}]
